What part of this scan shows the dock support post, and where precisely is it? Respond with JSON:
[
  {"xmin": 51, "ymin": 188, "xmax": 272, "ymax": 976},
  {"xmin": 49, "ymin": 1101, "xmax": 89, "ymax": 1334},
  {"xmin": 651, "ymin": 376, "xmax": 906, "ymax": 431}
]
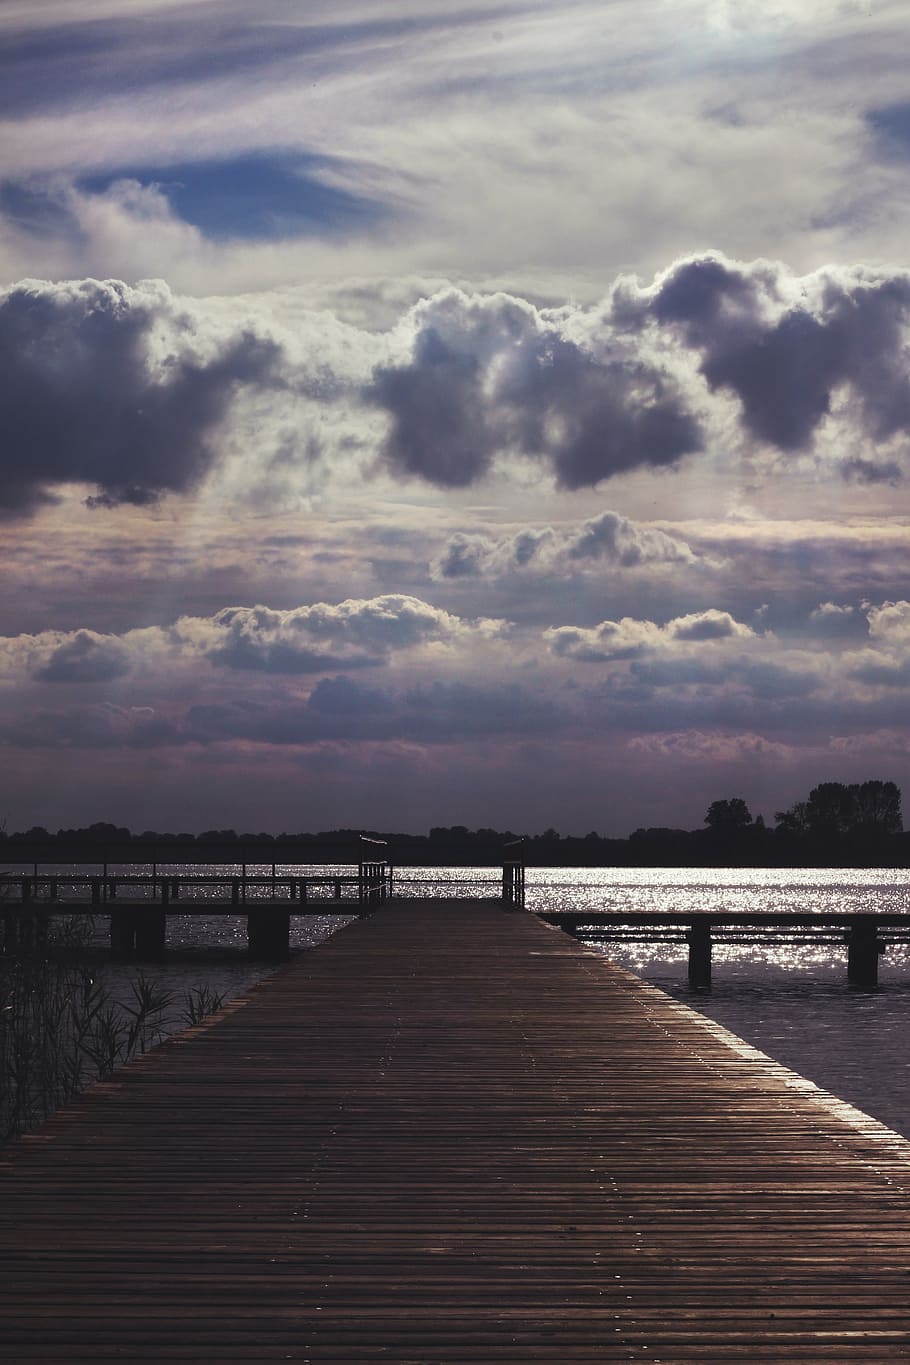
[
  {"xmin": 135, "ymin": 908, "xmax": 166, "ymax": 958},
  {"xmin": 110, "ymin": 911, "xmax": 135, "ymax": 954},
  {"xmin": 847, "ymin": 916, "xmax": 881, "ymax": 989},
  {"xmin": 687, "ymin": 916, "xmax": 712, "ymax": 990},
  {"xmin": 110, "ymin": 909, "xmax": 166, "ymax": 957},
  {"xmin": 248, "ymin": 909, "xmax": 290, "ymax": 960}
]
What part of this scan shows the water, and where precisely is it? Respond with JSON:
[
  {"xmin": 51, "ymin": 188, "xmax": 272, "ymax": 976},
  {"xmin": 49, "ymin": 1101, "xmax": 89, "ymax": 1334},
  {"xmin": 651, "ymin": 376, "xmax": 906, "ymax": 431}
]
[{"xmin": 8, "ymin": 863, "xmax": 910, "ymax": 1139}]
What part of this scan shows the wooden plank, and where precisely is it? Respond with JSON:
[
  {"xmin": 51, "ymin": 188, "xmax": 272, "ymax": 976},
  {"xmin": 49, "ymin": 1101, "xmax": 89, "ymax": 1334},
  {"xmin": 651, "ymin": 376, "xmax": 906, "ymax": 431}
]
[{"xmin": 3, "ymin": 900, "xmax": 910, "ymax": 1360}]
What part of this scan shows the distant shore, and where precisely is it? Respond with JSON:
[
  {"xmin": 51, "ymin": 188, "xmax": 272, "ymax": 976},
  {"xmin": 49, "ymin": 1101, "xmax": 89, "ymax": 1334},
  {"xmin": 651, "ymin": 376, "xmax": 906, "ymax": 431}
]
[{"xmin": 2, "ymin": 831, "xmax": 909, "ymax": 870}]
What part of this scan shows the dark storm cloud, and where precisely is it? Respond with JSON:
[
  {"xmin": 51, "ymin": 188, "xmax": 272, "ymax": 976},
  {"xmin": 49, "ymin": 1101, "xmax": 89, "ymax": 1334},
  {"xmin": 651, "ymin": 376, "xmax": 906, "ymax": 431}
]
[
  {"xmin": 7, "ymin": 255, "xmax": 910, "ymax": 518},
  {"xmin": 32, "ymin": 629, "xmax": 131, "ymax": 684},
  {"xmin": 370, "ymin": 327, "xmax": 496, "ymax": 486},
  {"xmin": 634, "ymin": 254, "xmax": 910, "ymax": 458},
  {"xmin": 172, "ymin": 674, "xmax": 556, "ymax": 748},
  {"xmin": 369, "ymin": 291, "xmax": 703, "ymax": 489},
  {"xmin": 0, "ymin": 278, "xmax": 279, "ymax": 515},
  {"xmin": 3, "ymin": 703, "xmax": 176, "ymax": 749}
]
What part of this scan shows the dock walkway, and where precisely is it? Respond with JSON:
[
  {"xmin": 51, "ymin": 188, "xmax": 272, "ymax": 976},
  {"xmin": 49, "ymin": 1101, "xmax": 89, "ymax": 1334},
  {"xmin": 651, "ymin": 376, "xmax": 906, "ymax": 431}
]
[{"xmin": 3, "ymin": 901, "xmax": 910, "ymax": 1360}]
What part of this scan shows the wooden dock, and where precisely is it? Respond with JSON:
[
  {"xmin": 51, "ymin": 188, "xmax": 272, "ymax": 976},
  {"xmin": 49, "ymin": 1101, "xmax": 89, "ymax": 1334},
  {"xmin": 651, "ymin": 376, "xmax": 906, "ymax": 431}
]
[{"xmin": 3, "ymin": 900, "xmax": 910, "ymax": 1360}]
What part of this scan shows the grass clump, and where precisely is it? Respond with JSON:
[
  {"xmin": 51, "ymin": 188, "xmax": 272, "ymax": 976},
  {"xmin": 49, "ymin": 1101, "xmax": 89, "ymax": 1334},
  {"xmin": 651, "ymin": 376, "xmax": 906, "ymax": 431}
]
[{"xmin": 0, "ymin": 907, "xmax": 224, "ymax": 1144}]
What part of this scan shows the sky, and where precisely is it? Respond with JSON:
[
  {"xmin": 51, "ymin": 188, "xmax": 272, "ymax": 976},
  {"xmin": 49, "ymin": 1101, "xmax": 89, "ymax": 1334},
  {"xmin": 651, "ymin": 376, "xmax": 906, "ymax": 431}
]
[{"xmin": 2, "ymin": 0, "xmax": 910, "ymax": 837}]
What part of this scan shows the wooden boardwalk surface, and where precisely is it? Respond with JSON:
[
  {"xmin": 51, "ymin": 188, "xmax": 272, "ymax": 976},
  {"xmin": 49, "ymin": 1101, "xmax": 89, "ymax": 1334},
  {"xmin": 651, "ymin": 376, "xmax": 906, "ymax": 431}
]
[{"xmin": 3, "ymin": 900, "xmax": 910, "ymax": 1361}]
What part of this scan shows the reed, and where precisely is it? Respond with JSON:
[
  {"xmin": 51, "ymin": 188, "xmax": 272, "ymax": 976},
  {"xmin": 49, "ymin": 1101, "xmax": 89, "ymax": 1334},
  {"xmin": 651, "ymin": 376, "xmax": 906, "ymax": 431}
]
[
  {"xmin": 181, "ymin": 983, "xmax": 227, "ymax": 1026},
  {"xmin": 0, "ymin": 907, "xmax": 221, "ymax": 1144}
]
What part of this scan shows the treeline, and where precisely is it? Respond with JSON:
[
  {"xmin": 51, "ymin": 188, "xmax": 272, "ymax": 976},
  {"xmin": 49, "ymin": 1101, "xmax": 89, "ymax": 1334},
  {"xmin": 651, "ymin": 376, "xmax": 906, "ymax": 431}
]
[{"xmin": 0, "ymin": 780, "xmax": 906, "ymax": 867}]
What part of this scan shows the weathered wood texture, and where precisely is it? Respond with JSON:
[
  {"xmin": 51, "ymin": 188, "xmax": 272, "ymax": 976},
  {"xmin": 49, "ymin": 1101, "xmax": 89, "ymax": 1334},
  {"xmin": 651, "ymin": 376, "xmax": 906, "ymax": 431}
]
[{"xmin": 3, "ymin": 900, "xmax": 910, "ymax": 1361}]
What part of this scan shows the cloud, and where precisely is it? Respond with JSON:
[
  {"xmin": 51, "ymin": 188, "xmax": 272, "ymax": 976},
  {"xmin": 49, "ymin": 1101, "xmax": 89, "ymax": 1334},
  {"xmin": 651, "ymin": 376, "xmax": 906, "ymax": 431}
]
[
  {"xmin": 668, "ymin": 608, "xmax": 753, "ymax": 641},
  {"xmin": 1, "ymin": 702, "xmax": 176, "ymax": 749},
  {"xmin": 187, "ymin": 595, "xmax": 506, "ymax": 673},
  {"xmin": 809, "ymin": 602, "xmax": 859, "ymax": 637},
  {"xmin": 619, "ymin": 252, "xmax": 910, "ymax": 462},
  {"xmin": 0, "ymin": 277, "xmax": 280, "ymax": 515},
  {"xmin": 5, "ymin": 254, "xmax": 910, "ymax": 521},
  {"xmin": 545, "ymin": 609, "xmax": 755, "ymax": 662},
  {"xmin": 31, "ymin": 629, "xmax": 132, "ymax": 683},
  {"xmin": 4, "ymin": 676, "xmax": 558, "ymax": 749},
  {"xmin": 368, "ymin": 288, "xmax": 703, "ymax": 490},
  {"xmin": 431, "ymin": 509, "xmax": 703, "ymax": 579},
  {"xmin": 865, "ymin": 599, "xmax": 910, "ymax": 644},
  {"xmin": 0, "ymin": 595, "xmax": 507, "ymax": 684},
  {"xmin": 626, "ymin": 729, "xmax": 794, "ymax": 764}
]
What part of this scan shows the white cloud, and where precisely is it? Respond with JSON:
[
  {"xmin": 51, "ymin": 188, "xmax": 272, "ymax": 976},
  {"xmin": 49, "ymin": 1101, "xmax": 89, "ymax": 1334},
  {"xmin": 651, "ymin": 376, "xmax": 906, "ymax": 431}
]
[
  {"xmin": 430, "ymin": 509, "xmax": 705, "ymax": 579},
  {"xmin": 544, "ymin": 609, "xmax": 755, "ymax": 662}
]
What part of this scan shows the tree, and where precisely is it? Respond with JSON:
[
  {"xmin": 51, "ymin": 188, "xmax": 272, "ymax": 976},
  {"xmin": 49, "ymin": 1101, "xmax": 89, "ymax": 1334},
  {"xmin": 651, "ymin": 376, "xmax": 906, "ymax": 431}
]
[
  {"xmin": 852, "ymin": 780, "xmax": 902, "ymax": 834},
  {"xmin": 776, "ymin": 780, "xmax": 902, "ymax": 839},
  {"xmin": 704, "ymin": 798, "xmax": 753, "ymax": 834}
]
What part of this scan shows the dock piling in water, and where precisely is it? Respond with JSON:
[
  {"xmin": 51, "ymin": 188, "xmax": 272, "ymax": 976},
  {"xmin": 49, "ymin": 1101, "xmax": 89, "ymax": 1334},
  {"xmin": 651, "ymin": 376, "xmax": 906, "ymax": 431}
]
[{"xmin": 687, "ymin": 914, "xmax": 713, "ymax": 989}]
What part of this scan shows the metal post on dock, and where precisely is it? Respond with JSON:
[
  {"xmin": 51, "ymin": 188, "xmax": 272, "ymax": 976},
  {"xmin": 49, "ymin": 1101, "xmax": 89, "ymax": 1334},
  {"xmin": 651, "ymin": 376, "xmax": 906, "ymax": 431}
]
[
  {"xmin": 502, "ymin": 839, "xmax": 525, "ymax": 910},
  {"xmin": 501, "ymin": 860, "xmax": 526, "ymax": 909},
  {"xmin": 687, "ymin": 916, "xmax": 712, "ymax": 990}
]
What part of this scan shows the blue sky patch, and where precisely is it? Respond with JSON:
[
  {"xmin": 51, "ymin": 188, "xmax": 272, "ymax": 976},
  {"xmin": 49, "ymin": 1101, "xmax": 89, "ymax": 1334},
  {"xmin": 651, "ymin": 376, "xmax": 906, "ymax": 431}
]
[
  {"xmin": 867, "ymin": 103, "xmax": 910, "ymax": 158},
  {"xmin": 79, "ymin": 153, "xmax": 389, "ymax": 242},
  {"xmin": 0, "ymin": 180, "xmax": 79, "ymax": 237}
]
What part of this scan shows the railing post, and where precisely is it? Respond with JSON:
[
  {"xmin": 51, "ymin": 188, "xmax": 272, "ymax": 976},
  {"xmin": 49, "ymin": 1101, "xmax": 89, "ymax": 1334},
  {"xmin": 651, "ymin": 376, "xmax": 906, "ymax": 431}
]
[
  {"xmin": 231, "ymin": 877, "xmax": 240, "ymax": 905},
  {"xmin": 501, "ymin": 861, "xmax": 525, "ymax": 909},
  {"xmin": 91, "ymin": 878, "xmax": 101, "ymax": 906},
  {"xmin": 687, "ymin": 916, "xmax": 712, "ymax": 990}
]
